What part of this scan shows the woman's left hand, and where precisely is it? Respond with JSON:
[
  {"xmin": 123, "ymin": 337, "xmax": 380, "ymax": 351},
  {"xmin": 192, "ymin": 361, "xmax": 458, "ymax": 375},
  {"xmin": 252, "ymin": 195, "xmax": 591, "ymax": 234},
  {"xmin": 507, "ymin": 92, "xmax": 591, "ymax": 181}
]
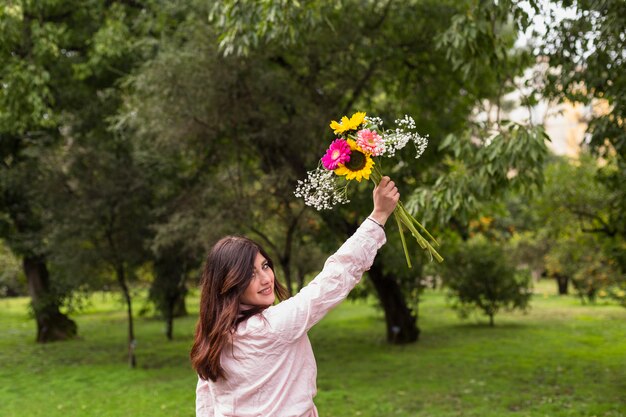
[{"xmin": 369, "ymin": 176, "xmax": 399, "ymax": 226}]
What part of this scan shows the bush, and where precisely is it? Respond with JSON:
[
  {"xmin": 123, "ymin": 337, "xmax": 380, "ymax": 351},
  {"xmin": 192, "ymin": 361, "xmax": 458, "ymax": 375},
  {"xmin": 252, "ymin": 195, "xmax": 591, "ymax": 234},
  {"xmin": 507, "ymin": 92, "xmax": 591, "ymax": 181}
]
[
  {"xmin": 439, "ymin": 235, "xmax": 532, "ymax": 326},
  {"xmin": 0, "ymin": 241, "xmax": 27, "ymax": 297},
  {"xmin": 544, "ymin": 233, "xmax": 622, "ymax": 304}
]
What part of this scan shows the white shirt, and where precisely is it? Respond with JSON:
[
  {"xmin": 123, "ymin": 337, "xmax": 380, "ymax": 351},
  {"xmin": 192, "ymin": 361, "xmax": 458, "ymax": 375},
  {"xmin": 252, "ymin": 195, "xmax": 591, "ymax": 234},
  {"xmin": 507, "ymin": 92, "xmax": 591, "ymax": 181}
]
[{"xmin": 196, "ymin": 219, "xmax": 386, "ymax": 417}]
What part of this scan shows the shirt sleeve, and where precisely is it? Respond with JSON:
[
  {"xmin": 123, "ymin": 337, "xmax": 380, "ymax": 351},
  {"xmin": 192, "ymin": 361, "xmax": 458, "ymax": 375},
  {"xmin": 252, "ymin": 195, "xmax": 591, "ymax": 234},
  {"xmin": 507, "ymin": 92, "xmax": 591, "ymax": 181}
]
[
  {"xmin": 196, "ymin": 376, "xmax": 215, "ymax": 417},
  {"xmin": 261, "ymin": 218, "xmax": 386, "ymax": 342}
]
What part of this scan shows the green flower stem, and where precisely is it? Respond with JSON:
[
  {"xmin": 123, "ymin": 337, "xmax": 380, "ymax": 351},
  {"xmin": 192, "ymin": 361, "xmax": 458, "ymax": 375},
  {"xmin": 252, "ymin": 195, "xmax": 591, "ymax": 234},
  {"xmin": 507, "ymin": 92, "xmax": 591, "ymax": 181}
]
[
  {"xmin": 394, "ymin": 211, "xmax": 412, "ymax": 268},
  {"xmin": 395, "ymin": 205, "xmax": 444, "ymax": 263},
  {"xmin": 398, "ymin": 200, "xmax": 439, "ymax": 245},
  {"xmin": 370, "ymin": 164, "xmax": 443, "ymax": 266}
]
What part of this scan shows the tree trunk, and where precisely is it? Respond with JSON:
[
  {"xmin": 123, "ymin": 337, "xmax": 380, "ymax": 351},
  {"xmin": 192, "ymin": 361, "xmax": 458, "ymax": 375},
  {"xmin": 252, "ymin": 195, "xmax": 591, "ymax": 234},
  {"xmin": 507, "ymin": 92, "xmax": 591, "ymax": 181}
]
[
  {"xmin": 173, "ymin": 293, "xmax": 187, "ymax": 317},
  {"xmin": 368, "ymin": 258, "xmax": 419, "ymax": 344},
  {"xmin": 165, "ymin": 300, "xmax": 174, "ymax": 341},
  {"xmin": 165, "ymin": 292, "xmax": 186, "ymax": 341},
  {"xmin": 555, "ymin": 274, "xmax": 569, "ymax": 295},
  {"xmin": 116, "ymin": 266, "xmax": 136, "ymax": 368},
  {"xmin": 296, "ymin": 266, "xmax": 305, "ymax": 292},
  {"xmin": 23, "ymin": 256, "xmax": 77, "ymax": 343},
  {"xmin": 489, "ymin": 313, "xmax": 494, "ymax": 327},
  {"xmin": 151, "ymin": 250, "xmax": 189, "ymax": 340},
  {"xmin": 279, "ymin": 256, "xmax": 294, "ymax": 296}
]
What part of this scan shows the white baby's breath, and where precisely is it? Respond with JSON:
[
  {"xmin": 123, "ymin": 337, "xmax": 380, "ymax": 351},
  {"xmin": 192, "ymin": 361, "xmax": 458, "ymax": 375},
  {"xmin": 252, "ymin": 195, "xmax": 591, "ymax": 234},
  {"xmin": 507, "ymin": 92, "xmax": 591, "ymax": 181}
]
[
  {"xmin": 379, "ymin": 115, "xmax": 429, "ymax": 159},
  {"xmin": 364, "ymin": 116, "xmax": 384, "ymax": 129},
  {"xmin": 294, "ymin": 166, "xmax": 349, "ymax": 211}
]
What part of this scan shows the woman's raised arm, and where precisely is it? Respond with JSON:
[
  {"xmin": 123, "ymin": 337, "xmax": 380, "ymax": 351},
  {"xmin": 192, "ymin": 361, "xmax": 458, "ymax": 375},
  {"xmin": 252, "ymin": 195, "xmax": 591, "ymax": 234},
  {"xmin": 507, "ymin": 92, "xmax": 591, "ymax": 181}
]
[{"xmin": 257, "ymin": 177, "xmax": 399, "ymax": 342}]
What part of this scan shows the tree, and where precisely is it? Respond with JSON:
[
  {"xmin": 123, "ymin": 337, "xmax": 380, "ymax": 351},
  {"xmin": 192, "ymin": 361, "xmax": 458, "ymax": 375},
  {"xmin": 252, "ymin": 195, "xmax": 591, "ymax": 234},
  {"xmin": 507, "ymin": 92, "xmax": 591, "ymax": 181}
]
[
  {"xmin": 439, "ymin": 234, "xmax": 532, "ymax": 326},
  {"xmin": 495, "ymin": 0, "xmax": 626, "ymax": 308},
  {"xmin": 470, "ymin": 151, "xmax": 626, "ymax": 306},
  {"xmin": 524, "ymin": 155, "xmax": 625, "ymax": 303},
  {"xmin": 120, "ymin": 0, "xmax": 548, "ymax": 344},
  {"xmin": 0, "ymin": 240, "xmax": 26, "ymax": 297},
  {"xmin": 544, "ymin": 231, "xmax": 619, "ymax": 304},
  {"xmin": 0, "ymin": 0, "xmax": 85, "ymax": 341},
  {"xmin": 53, "ymin": 132, "xmax": 154, "ymax": 367},
  {"xmin": 149, "ymin": 245, "xmax": 190, "ymax": 341},
  {"xmin": 538, "ymin": 0, "xmax": 626, "ymax": 262},
  {"xmin": 540, "ymin": 0, "xmax": 626, "ymax": 159},
  {"xmin": 0, "ymin": 0, "xmax": 184, "ymax": 354}
]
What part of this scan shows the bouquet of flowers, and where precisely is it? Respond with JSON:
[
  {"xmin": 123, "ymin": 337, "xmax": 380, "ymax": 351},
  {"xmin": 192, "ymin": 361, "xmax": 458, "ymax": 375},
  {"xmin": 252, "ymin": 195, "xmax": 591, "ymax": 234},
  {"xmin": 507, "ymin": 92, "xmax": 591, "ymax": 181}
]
[{"xmin": 295, "ymin": 111, "xmax": 443, "ymax": 267}]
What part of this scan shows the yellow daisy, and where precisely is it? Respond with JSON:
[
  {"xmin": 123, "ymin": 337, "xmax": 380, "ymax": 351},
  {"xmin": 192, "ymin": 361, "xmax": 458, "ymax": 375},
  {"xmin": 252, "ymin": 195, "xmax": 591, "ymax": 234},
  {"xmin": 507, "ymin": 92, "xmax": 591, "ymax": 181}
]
[
  {"xmin": 329, "ymin": 111, "xmax": 367, "ymax": 135},
  {"xmin": 334, "ymin": 139, "xmax": 375, "ymax": 182}
]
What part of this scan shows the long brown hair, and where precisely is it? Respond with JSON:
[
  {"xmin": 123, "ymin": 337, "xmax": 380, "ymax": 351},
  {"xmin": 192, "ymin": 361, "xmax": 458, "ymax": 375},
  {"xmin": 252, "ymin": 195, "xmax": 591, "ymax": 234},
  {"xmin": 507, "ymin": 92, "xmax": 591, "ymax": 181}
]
[{"xmin": 190, "ymin": 236, "xmax": 289, "ymax": 381}]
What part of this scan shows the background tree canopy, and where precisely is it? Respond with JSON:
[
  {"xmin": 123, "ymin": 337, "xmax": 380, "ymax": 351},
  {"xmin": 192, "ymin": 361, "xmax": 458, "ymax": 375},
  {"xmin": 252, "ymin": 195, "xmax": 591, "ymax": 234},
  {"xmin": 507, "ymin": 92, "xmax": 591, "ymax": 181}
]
[{"xmin": 1, "ymin": 0, "xmax": 624, "ymax": 368}]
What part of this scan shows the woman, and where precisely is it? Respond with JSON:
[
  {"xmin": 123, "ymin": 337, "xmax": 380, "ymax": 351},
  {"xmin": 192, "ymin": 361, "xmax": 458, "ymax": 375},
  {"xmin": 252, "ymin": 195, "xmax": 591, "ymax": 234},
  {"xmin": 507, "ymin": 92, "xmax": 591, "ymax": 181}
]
[{"xmin": 192, "ymin": 176, "xmax": 399, "ymax": 417}]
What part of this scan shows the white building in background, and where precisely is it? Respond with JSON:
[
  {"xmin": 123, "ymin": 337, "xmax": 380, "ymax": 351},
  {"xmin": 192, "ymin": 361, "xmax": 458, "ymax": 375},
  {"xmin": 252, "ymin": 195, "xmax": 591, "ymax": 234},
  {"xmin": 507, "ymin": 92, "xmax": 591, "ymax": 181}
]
[
  {"xmin": 509, "ymin": 3, "xmax": 595, "ymax": 158},
  {"xmin": 475, "ymin": 100, "xmax": 590, "ymax": 158},
  {"xmin": 542, "ymin": 103, "xmax": 590, "ymax": 158},
  {"xmin": 478, "ymin": 62, "xmax": 609, "ymax": 159},
  {"xmin": 508, "ymin": 98, "xmax": 592, "ymax": 158}
]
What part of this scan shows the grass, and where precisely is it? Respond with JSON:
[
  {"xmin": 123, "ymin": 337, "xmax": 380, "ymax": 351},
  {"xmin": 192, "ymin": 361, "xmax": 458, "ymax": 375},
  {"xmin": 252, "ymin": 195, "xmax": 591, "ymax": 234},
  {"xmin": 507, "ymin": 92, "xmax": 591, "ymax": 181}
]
[{"xmin": 0, "ymin": 280, "xmax": 624, "ymax": 417}]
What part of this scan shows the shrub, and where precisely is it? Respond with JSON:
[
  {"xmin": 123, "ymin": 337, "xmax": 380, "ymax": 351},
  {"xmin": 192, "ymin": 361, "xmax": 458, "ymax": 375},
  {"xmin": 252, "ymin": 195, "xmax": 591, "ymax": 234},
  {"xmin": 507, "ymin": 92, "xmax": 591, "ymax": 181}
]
[
  {"xmin": 439, "ymin": 235, "xmax": 532, "ymax": 326},
  {"xmin": 0, "ymin": 242, "xmax": 27, "ymax": 297},
  {"xmin": 544, "ymin": 233, "xmax": 621, "ymax": 304}
]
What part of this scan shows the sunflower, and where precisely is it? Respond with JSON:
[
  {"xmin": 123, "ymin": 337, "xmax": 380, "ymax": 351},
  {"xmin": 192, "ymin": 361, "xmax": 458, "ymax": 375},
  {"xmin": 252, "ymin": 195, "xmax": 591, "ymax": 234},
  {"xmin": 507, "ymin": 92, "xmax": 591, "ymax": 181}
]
[
  {"xmin": 329, "ymin": 111, "xmax": 367, "ymax": 135},
  {"xmin": 334, "ymin": 139, "xmax": 375, "ymax": 182}
]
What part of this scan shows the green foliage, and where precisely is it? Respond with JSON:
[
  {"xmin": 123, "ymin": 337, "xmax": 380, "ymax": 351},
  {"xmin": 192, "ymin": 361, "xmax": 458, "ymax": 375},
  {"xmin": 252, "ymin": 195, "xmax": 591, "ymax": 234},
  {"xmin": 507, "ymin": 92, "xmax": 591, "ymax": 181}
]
[
  {"xmin": 439, "ymin": 235, "xmax": 532, "ymax": 326},
  {"xmin": 605, "ymin": 280, "xmax": 626, "ymax": 308},
  {"xmin": 469, "ymin": 151, "xmax": 626, "ymax": 310},
  {"xmin": 49, "ymin": 136, "xmax": 154, "ymax": 286},
  {"xmin": 532, "ymin": 155, "xmax": 626, "ymax": 303},
  {"xmin": 0, "ymin": 0, "xmax": 193, "ymax": 343},
  {"xmin": 4, "ymin": 0, "xmax": 599, "ymax": 345},
  {"xmin": 0, "ymin": 239, "xmax": 26, "ymax": 297},
  {"xmin": 177, "ymin": 0, "xmax": 550, "ymax": 327},
  {"xmin": 544, "ymin": 232, "xmax": 622, "ymax": 304},
  {"xmin": 508, "ymin": 230, "xmax": 549, "ymax": 279},
  {"xmin": 537, "ymin": 2, "xmax": 626, "ymax": 295},
  {"xmin": 0, "ymin": 2, "xmax": 60, "ymax": 134},
  {"xmin": 209, "ymin": 0, "xmax": 327, "ymax": 56},
  {"xmin": 148, "ymin": 247, "xmax": 190, "ymax": 324},
  {"xmin": 540, "ymin": 0, "xmax": 626, "ymax": 159},
  {"xmin": 408, "ymin": 123, "xmax": 550, "ymax": 229},
  {"xmin": 536, "ymin": 155, "xmax": 621, "ymax": 237},
  {"xmin": 437, "ymin": 0, "xmax": 536, "ymax": 81}
]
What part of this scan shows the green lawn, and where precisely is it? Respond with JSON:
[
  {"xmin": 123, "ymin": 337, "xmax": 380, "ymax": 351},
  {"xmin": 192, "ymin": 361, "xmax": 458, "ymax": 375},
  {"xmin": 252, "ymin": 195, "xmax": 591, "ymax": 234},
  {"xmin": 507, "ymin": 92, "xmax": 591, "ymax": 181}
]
[{"xmin": 1, "ymin": 280, "xmax": 624, "ymax": 417}]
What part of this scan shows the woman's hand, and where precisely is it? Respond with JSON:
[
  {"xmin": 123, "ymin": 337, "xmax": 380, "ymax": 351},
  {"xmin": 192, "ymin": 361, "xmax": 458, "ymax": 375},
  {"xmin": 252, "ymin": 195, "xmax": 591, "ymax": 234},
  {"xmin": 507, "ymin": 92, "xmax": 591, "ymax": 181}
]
[{"xmin": 369, "ymin": 176, "xmax": 400, "ymax": 226}]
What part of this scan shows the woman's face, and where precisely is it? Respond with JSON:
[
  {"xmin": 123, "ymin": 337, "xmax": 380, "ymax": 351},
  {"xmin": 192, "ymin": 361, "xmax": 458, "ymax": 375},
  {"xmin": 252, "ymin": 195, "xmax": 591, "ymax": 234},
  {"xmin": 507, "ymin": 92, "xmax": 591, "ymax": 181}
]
[{"xmin": 240, "ymin": 252, "xmax": 276, "ymax": 306}]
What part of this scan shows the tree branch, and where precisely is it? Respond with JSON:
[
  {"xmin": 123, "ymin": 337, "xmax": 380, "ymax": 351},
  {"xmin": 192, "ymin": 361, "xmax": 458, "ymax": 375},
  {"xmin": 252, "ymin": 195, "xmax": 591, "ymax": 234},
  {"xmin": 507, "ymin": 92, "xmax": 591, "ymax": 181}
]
[
  {"xmin": 342, "ymin": 60, "xmax": 379, "ymax": 115},
  {"xmin": 368, "ymin": 0, "xmax": 394, "ymax": 32},
  {"xmin": 249, "ymin": 226, "xmax": 280, "ymax": 255},
  {"xmin": 570, "ymin": 208, "xmax": 616, "ymax": 237},
  {"xmin": 580, "ymin": 226, "xmax": 616, "ymax": 237}
]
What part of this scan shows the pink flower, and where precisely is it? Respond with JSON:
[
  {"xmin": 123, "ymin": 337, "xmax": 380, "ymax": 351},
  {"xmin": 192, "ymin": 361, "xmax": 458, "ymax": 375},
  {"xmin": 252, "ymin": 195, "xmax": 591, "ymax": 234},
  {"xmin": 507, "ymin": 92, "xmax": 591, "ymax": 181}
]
[
  {"xmin": 321, "ymin": 139, "xmax": 351, "ymax": 170},
  {"xmin": 356, "ymin": 129, "xmax": 384, "ymax": 156}
]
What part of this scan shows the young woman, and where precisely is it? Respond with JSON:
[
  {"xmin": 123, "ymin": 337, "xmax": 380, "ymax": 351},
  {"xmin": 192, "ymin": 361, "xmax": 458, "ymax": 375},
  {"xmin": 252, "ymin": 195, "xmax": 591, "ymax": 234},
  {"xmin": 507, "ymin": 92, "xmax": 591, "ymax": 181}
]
[{"xmin": 191, "ymin": 176, "xmax": 399, "ymax": 417}]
